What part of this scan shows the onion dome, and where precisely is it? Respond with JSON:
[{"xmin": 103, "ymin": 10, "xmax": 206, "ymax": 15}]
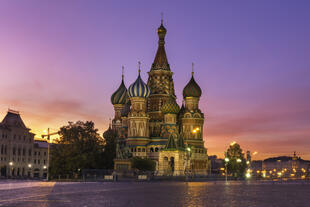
[
  {"xmin": 128, "ymin": 69, "xmax": 150, "ymax": 98},
  {"xmin": 121, "ymin": 100, "xmax": 131, "ymax": 117},
  {"xmin": 157, "ymin": 21, "xmax": 167, "ymax": 39},
  {"xmin": 183, "ymin": 73, "xmax": 202, "ymax": 98},
  {"xmin": 161, "ymin": 98, "xmax": 180, "ymax": 114},
  {"xmin": 111, "ymin": 74, "xmax": 127, "ymax": 105},
  {"xmin": 103, "ymin": 125, "xmax": 116, "ymax": 139}
]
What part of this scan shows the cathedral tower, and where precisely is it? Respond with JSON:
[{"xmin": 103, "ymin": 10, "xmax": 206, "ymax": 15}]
[
  {"xmin": 111, "ymin": 67, "xmax": 127, "ymax": 130},
  {"xmin": 147, "ymin": 20, "xmax": 176, "ymax": 137},
  {"xmin": 181, "ymin": 67, "xmax": 205, "ymax": 148},
  {"xmin": 127, "ymin": 64, "xmax": 150, "ymax": 156}
]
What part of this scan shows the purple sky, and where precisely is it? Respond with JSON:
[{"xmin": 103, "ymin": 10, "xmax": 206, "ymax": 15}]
[{"xmin": 0, "ymin": 0, "xmax": 310, "ymax": 159}]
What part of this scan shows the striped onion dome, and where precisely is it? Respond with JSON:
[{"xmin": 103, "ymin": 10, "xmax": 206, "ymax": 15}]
[
  {"xmin": 111, "ymin": 78, "xmax": 127, "ymax": 105},
  {"xmin": 183, "ymin": 74, "xmax": 202, "ymax": 98},
  {"xmin": 161, "ymin": 98, "xmax": 180, "ymax": 114},
  {"xmin": 128, "ymin": 72, "xmax": 150, "ymax": 98}
]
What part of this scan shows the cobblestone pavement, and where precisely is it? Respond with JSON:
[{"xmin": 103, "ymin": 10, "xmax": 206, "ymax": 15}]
[{"xmin": 0, "ymin": 180, "xmax": 309, "ymax": 207}]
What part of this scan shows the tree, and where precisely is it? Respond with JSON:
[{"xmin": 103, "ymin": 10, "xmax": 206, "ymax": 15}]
[
  {"xmin": 225, "ymin": 143, "xmax": 247, "ymax": 178},
  {"xmin": 102, "ymin": 126, "xmax": 117, "ymax": 169},
  {"xmin": 131, "ymin": 157, "xmax": 156, "ymax": 172},
  {"xmin": 50, "ymin": 121, "xmax": 105, "ymax": 177}
]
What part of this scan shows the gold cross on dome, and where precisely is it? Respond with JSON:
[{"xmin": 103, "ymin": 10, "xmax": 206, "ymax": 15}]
[
  {"xmin": 138, "ymin": 61, "xmax": 141, "ymax": 73},
  {"xmin": 192, "ymin": 62, "xmax": 194, "ymax": 76}
]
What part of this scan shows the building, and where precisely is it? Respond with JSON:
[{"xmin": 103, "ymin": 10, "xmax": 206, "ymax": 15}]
[
  {"xmin": 105, "ymin": 20, "xmax": 209, "ymax": 176},
  {"xmin": 250, "ymin": 152, "xmax": 310, "ymax": 179},
  {"xmin": 0, "ymin": 110, "xmax": 48, "ymax": 178}
]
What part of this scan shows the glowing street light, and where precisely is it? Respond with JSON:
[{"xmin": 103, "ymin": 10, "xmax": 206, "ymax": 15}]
[
  {"xmin": 245, "ymin": 172, "xmax": 251, "ymax": 178},
  {"xmin": 9, "ymin": 162, "xmax": 13, "ymax": 166},
  {"xmin": 237, "ymin": 158, "xmax": 242, "ymax": 163},
  {"xmin": 225, "ymin": 157, "xmax": 229, "ymax": 162},
  {"xmin": 28, "ymin": 164, "xmax": 32, "ymax": 168},
  {"xmin": 230, "ymin": 141, "xmax": 236, "ymax": 146}
]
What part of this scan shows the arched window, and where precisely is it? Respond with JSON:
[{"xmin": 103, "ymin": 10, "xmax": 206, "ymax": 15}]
[
  {"xmin": 142, "ymin": 148, "xmax": 145, "ymax": 152},
  {"xmin": 138, "ymin": 148, "xmax": 141, "ymax": 152},
  {"xmin": 155, "ymin": 147, "xmax": 159, "ymax": 152},
  {"xmin": 150, "ymin": 148, "xmax": 154, "ymax": 152}
]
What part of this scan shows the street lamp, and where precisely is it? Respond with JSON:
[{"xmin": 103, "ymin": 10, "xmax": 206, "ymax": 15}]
[
  {"xmin": 186, "ymin": 146, "xmax": 192, "ymax": 179},
  {"xmin": 9, "ymin": 162, "xmax": 13, "ymax": 177},
  {"xmin": 28, "ymin": 164, "xmax": 32, "ymax": 168},
  {"xmin": 224, "ymin": 157, "xmax": 229, "ymax": 182},
  {"xmin": 237, "ymin": 158, "xmax": 242, "ymax": 163}
]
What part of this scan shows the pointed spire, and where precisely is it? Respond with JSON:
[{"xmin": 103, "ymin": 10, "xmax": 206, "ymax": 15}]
[
  {"xmin": 122, "ymin": 65, "xmax": 124, "ymax": 80},
  {"xmin": 165, "ymin": 134, "xmax": 177, "ymax": 149},
  {"xmin": 192, "ymin": 62, "xmax": 194, "ymax": 76},
  {"xmin": 177, "ymin": 133, "xmax": 185, "ymax": 149},
  {"xmin": 138, "ymin": 61, "xmax": 141, "ymax": 74},
  {"xmin": 161, "ymin": 12, "xmax": 164, "ymax": 25},
  {"xmin": 151, "ymin": 15, "xmax": 169, "ymax": 71}
]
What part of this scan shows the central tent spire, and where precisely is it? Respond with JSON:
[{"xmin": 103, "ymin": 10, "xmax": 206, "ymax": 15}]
[{"xmin": 151, "ymin": 16, "xmax": 170, "ymax": 71}]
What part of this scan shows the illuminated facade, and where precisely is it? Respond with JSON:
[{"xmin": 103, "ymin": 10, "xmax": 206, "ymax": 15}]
[
  {"xmin": 0, "ymin": 110, "xmax": 48, "ymax": 178},
  {"xmin": 107, "ymin": 20, "xmax": 209, "ymax": 175}
]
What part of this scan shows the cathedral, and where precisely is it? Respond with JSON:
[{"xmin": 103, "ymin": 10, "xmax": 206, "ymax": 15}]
[{"xmin": 106, "ymin": 20, "xmax": 209, "ymax": 176}]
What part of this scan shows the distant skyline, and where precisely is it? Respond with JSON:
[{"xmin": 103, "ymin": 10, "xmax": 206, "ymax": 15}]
[{"xmin": 0, "ymin": 0, "xmax": 310, "ymax": 159}]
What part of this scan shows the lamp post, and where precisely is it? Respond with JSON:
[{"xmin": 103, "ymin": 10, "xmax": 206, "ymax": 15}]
[
  {"xmin": 9, "ymin": 162, "xmax": 13, "ymax": 177},
  {"xmin": 28, "ymin": 164, "xmax": 32, "ymax": 177},
  {"xmin": 224, "ymin": 157, "xmax": 229, "ymax": 182},
  {"xmin": 47, "ymin": 128, "xmax": 50, "ymax": 181},
  {"xmin": 186, "ymin": 146, "xmax": 191, "ymax": 178}
]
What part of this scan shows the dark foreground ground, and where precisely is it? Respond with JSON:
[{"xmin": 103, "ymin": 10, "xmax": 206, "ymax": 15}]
[{"xmin": 0, "ymin": 180, "xmax": 309, "ymax": 207}]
